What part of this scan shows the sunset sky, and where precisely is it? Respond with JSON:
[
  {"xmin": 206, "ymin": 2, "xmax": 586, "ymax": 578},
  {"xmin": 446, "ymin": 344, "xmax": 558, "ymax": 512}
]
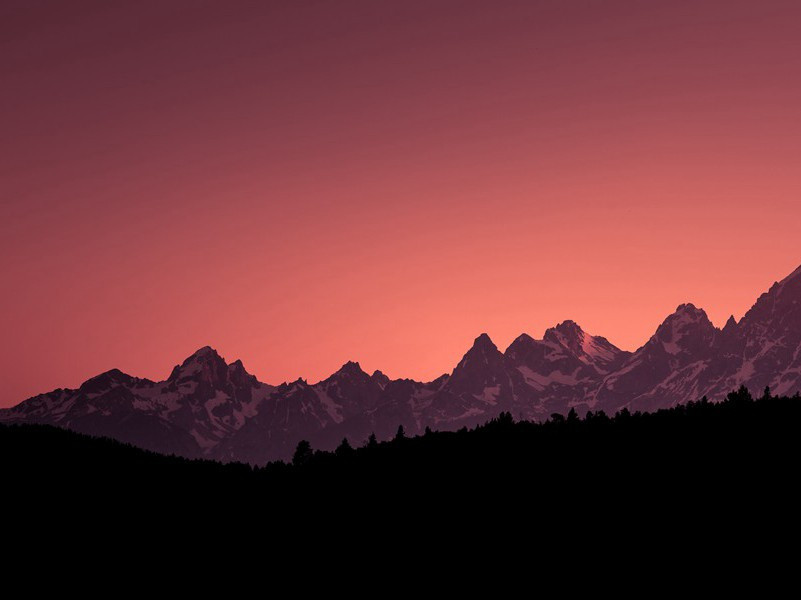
[{"xmin": 2, "ymin": 0, "xmax": 801, "ymax": 406}]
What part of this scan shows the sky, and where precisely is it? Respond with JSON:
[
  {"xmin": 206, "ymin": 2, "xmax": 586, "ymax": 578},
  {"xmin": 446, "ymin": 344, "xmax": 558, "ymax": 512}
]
[{"xmin": 2, "ymin": 0, "xmax": 801, "ymax": 406}]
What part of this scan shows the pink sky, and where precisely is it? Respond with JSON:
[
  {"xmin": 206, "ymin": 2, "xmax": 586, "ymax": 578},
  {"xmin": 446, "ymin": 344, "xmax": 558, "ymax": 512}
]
[{"xmin": 2, "ymin": 0, "xmax": 801, "ymax": 406}]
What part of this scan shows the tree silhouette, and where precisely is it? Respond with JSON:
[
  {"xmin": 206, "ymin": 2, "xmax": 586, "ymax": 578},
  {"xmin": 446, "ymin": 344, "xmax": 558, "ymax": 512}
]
[
  {"xmin": 366, "ymin": 432, "xmax": 378, "ymax": 449},
  {"xmin": 336, "ymin": 437, "xmax": 354, "ymax": 457},
  {"xmin": 567, "ymin": 407, "xmax": 579, "ymax": 423},
  {"xmin": 395, "ymin": 424, "xmax": 405, "ymax": 441},
  {"xmin": 728, "ymin": 385, "xmax": 753, "ymax": 405},
  {"xmin": 497, "ymin": 411, "xmax": 514, "ymax": 426},
  {"xmin": 292, "ymin": 440, "xmax": 313, "ymax": 466}
]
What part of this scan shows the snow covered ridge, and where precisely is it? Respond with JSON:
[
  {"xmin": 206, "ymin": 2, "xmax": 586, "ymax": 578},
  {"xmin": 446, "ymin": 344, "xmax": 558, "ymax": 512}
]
[{"xmin": 4, "ymin": 263, "xmax": 801, "ymax": 464}]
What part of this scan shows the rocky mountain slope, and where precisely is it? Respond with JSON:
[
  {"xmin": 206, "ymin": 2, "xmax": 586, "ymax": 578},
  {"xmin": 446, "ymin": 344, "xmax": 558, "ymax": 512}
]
[{"xmin": 4, "ymin": 264, "xmax": 801, "ymax": 463}]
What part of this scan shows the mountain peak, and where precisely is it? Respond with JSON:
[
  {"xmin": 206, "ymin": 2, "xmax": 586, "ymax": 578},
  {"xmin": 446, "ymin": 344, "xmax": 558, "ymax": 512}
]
[
  {"xmin": 101, "ymin": 368, "xmax": 128, "ymax": 379},
  {"xmin": 542, "ymin": 321, "xmax": 626, "ymax": 371},
  {"xmin": 544, "ymin": 320, "xmax": 586, "ymax": 347},
  {"xmin": 652, "ymin": 303, "xmax": 714, "ymax": 355},
  {"xmin": 455, "ymin": 333, "xmax": 502, "ymax": 369},
  {"xmin": 189, "ymin": 346, "xmax": 220, "ymax": 359},
  {"xmin": 79, "ymin": 368, "xmax": 134, "ymax": 394},
  {"xmin": 371, "ymin": 369, "xmax": 390, "ymax": 388},
  {"xmin": 228, "ymin": 358, "xmax": 251, "ymax": 376},
  {"xmin": 661, "ymin": 303, "xmax": 711, "ymax": 326},
  {"xmin": 338, "ymin": 360, "xmax": 365, "ymax": 375},
  {"xmin": 448, "ymin": 333, "xmax": 505, "ymax": 393},
  {"xmin": 226, "ymin": 359, "xmax": 258, "ymax": 388},
  {"xmin": 544, "ymin": 320, "xmax": 587, "ymax": 347},
  {"xmin": 168, "ymin": 346, "xmax": 227, "ymax": 383},
  {"xmin": 659, "ymin": 303, "xmax": 711, "ymax": 328},
  {"xmin": 320, "ymin": 361, "xmax": 371, "ymax": 385},
  {"xmin": 472, "ymin": 333, "xmax": 497, "ymax": 350},
  {"xmin": 555, "ymin": 319, "xmax": 583, "ymax": 334}
]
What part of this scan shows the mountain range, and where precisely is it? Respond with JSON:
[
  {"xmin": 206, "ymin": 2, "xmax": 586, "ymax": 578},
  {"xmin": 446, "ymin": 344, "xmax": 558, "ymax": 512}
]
[{"xmin": 4, "ymin": 263, "xmax": 801, "ymax": 463}]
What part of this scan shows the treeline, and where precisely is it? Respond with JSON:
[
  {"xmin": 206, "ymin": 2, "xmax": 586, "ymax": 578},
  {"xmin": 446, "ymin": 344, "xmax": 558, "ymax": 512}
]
[
  {"xmin": 3, "ymin": 385, "xmax": 801, "ymax": 538},
  {"xmin": 274, "ymin": 385, "xmax": 801, "ymax": 496}
]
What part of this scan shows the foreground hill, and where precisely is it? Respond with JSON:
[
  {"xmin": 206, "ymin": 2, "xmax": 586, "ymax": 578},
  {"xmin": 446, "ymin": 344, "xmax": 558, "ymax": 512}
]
[
  {"xmin": 7, "ymin": 387, "xmax": 801, "ymax": 574},
  {"xmin": 4, "ymin": 263, "xmax": 801, "ymax": 463},
  {"xmin": 4, "ymin": 386, "xmax": 800, "ymax": 508}
]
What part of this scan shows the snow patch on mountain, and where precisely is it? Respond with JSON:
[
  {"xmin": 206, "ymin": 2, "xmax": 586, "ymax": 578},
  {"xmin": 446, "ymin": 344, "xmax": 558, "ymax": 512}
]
[
  {"xmin": 314, "ymin": 388, "xmax": 344, "ymax": 424},
  {"xmin": 517, "ymin": 366, "xmax": 584, "ymax": 388},
  {"xmin": 475, "ymin": 385, "xmax": 501, "ymax": 405}
]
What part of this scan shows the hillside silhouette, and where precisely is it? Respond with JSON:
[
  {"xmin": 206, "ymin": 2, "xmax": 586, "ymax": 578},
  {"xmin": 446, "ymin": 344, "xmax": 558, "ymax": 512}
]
[{"xmin": 5, "ymin": 385, "xmax": 801, "ymax": 536}]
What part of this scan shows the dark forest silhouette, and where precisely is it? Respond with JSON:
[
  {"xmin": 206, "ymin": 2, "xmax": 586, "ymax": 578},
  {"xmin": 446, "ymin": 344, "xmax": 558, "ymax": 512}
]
[
  {"xmin": 5, "ymin": 384, "xmax": 801, "ymax": 565},
  {"xmin": 4, "ymin": 386, "xmax": 800, "ymax": 511}
]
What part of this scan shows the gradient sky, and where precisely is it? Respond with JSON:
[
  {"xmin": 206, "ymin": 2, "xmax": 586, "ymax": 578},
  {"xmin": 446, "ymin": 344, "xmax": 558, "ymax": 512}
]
[{"xmin": 2, "ymin": 0, "xmax": 801, "ymax": 406}]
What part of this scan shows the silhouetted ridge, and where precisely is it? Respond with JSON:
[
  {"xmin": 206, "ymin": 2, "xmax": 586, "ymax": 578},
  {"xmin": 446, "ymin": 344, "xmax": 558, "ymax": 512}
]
[
  {"xmin": 6, "ymin": 386, "xmax": 801, "ymax": 546},
  {"xmin": 4, "ymin": 262, "xmax": 801, "ymax": 463}
]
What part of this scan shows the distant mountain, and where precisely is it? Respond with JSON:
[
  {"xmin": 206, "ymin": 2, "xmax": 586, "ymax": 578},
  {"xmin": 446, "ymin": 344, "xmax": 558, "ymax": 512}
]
[{"xmin": 4, "ymin": 264, "xmax": 801, "ymax": 463}]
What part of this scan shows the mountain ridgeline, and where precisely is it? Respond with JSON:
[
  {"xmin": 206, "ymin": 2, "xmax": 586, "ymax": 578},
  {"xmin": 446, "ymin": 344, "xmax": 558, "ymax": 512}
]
[{"xmin": 4, "ymin": 264, "xmax": 801, "ymax": 464}]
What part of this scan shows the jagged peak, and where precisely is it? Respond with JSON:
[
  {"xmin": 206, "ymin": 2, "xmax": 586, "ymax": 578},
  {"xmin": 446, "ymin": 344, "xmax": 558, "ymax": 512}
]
[
  {"xmin": 649, "ymin": 303, "xmax": 715, "ymax": 355},
  {"xmin": 554, "ymin": 319, "xmax": 584, "ymax": 334},
  {"xmin": 318, "ymin": 361, "xmax": 369, "ymax": 386},
  {"xmin": 168, "ymin": 346, "xmax": 227, "ymax": 382},
  {"xmin": 471, "ymin": 333, "xmax": 497, "ymax": 351},
  {"xmin": 544, "ymin": 320, "xmax": 586, "ymax": 345},
  {"xmin": 227, "ymin": 358, "xmax": 253, "ymax": 374},
  {"xmin": 541, "ymin": 320, "xmax": 624, "ymax": 367},
  {"xmin": 188, "ymin": 345, "xmax": 221, "ymax": 360},
  {"xmin": 661, "ymin": 303, "xmax": 711, "ymax": 326},
  {"xmin": 452, "ymin": 333, "xmax": 503, "ymax": 376},
  {"xmin": 504, "ymin": 333, "xmax": 539, "ymax": 358},
  {"xmin": 183, "ymin": 346, "xmax": 226, "ymax": 368},
  {"xmin": 336, "ymin": 360, "xmax": 366, "ymax": 376},
  {"xmin": 719, "ymin": 315, "xmax": 740, "ymax": 340},
  {"xmin": 227, "ymin": 359, "xmax": 257, "ymax": 384}
]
